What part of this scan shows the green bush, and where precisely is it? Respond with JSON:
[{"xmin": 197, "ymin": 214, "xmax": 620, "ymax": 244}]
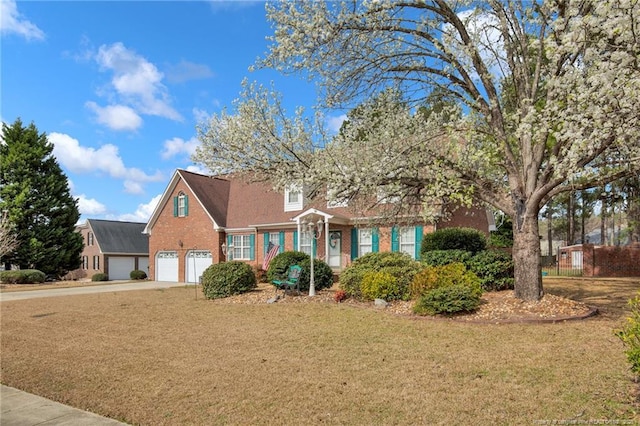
[
  {"xmin": 410, "ymin": 263, "xmax": 480, "ymax": 299},
  {"xmin": 413, "ymin": 283, "xmax": 482, "ymax": 316},
  {"xmin": 130, "ymin": 270, "xmax": 147, "ymax": 280},
  {"xmin": 0, "ymin": 269, "xmax": 46, "ymax": 284},
  {"xmin": 266, "ymin": 251, "xmax": 333, "ymax": 292},
  {"xmin": 201, "ymin": 261, "xmax": 257, "ymax": 299},
  {"xmin": 91, "ymin": 273, "xmax": 109, "ymax": 282},
  {"xmin": 360, "ymin": 271, "xmax": 400, "ymax": 301},
  {"xmin": 421, "ymin": 249, "xmax": 472, "ymax": 266},
  {"xmin": 339, "ymin": 252, "xmax": 422, "ymax": 300},
  {"xmin": 466, "ymin": 250, "xmax": 514, "ymax": 291},
  {"xmin": 616, "ymin": 294, "xmax": 640, "ymax": 376},
  {"xmin": 420, "ymin": 227, "xmax": 487, "ymax": 256}
]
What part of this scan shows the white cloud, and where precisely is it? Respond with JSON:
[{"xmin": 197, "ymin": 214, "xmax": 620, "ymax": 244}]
[
  {"xmin": 193, "ymin": 107, "xmax": 211, "ymax": 124},
  {"xmin": 49, "ymin": 132, "xmax": 165, "ymax": 192},
  {"xmin": 116, "ymin": 194, "xmax": 162, "ymax": 222},
  {"xmin": 94, "ymin": 42, "xmax": 182, "ymax": 122},
  {"xmin": 76, "ymin": 194, "xmax": 107, "ymax": 215},
  {"xmin": 185, "ymin": 164, "xmax": 210, "ymax": 175},
  {"xmin": 85, "ymin": 101, "xmax": 143, "ymax": 132},
  {"xmin": 326, "ymin": 114, "xmax": 347, "ymax": 133},
  {"xmin": 0, "ymin": 0, "xmax": 45, "ymax": 41},
  {"xmin": 165, "ymin": 60, "xmax": 214, "ymax": 84},
  {"xmin": 161, "ymin": 136, "xmax": 200, "ymax": 160}
]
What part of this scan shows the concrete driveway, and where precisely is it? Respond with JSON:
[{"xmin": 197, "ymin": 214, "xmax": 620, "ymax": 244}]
[{"xmin": 0, "ymin": 281, "xmax": 190, "ymax": 302}]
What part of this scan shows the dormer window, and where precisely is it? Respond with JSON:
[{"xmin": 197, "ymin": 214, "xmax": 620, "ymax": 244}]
[{"xmin": 284, "ymin": 184, "xmax": 303, "ymax": 212}]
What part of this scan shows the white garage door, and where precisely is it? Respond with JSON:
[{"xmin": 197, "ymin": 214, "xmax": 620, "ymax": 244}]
[
  {"xmin": 156, "ymin": 251, "xmax": 179, "ymax": 282},
  {"xmin": 108, "ymin": 257, "xmax": 135, "ymax": 280},
  {"xmin": 138, "ymin": 257, "xmax": 149, "ymax": 275},
  {"xmin": 186, "ymin": 250, "xmax": 213, "ymax": 283}
]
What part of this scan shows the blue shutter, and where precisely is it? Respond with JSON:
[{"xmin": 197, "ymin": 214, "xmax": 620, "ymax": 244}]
[
  {"xmin": 173, "ymin": 196, "xmax": 178, "ymax": 217},
  {"xmin": 184, "ymin": 195, "xmax": 189, "ymax": 216},
  {"xmin": 279, "ymin": 231, "xmax": 285, "ymax": 253},
  {"xmin": 263, "ymin": 232, "xmax": 269, "ymax": 255},
  {"xmin": 227, "ymin": 234, "xmax": 232, "ymax": 260},
  {"xmin": 249, "ymin": 234, "xmax": 255, "ymax": 261},
  {"xmin": 293, "ymin": 231, "xmax": 298, "ymax": 251},
  {"xmin": 351, "ymin": 228, "xmax": 358, "ymax": 260},
  {"xmin": 372, "ymin": 228, "xmax": 380, "ymax": 253},
  {"xmin": 391, "ymin": 226, "xmax": 399, "ymax": 252},
  {"xmin": 415, "ymin": 225, "xmax": 423, "ymax": 259}
]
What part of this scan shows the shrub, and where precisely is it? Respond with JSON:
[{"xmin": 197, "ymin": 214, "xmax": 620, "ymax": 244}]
[
  {"xmin": 253, "ymin": 265, "xmax": 267, "ymax": 283},
  {"xmin": 339, "ymin": 252, "xmax": 421, "ymax": 300},
  {"xmin": 413, "ymin": 283, "xmax": 482, "ymax": 316},
  {"xmin": 421, "ymin": 249, "xmax": 472, "ymax": 266},
  {"xmin": 420, "ymin": 227, "xmax": 487, "ymax": 256},
  {"xmin": 334, "ymin": 290, "xmax": 347, "ymax": 303},
  {"xmin": 266, "ymin": 251, "xmax": 334, "ymax": 292},
  {"xmin": 201, "ymin": 261, "xmax": 257, "ymax": 299},
  {"xmin": 616, "ymin": 294, "xmax": 640, "ymax": 376},
  {"xmin": 91, "ymin": 273, "xmax": 109, "ymax": 282},
  {"xmin": 466, "ymin": 250, "xmax": 514, "ymax": 291},
  {"xmin": 360, "ymin": 271, "xmax": 400, "ymax": 301},
  {"xmin": 410, "ymin": 263, "xmax": 479, "ymax": 299},
  {"xmin": 0, "ymin": 269, "xmax": 46, "ymax": 284},
  {"xmin": 130, "ymin": 270, "xmax": 147, "ymax": 280}
]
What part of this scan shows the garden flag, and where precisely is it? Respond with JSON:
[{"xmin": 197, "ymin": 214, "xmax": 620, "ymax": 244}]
[{"xmin": 263, "ymin": 241, "xmax": 280, "ymax": 270}]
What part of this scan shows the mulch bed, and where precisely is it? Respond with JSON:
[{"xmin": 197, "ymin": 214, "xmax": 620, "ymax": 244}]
[{"xmin": 211, "ymin": 283, "xmax": 596, "ymax": 324}]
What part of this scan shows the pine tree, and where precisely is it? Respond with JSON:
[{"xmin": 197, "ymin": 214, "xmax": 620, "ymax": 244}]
[{"xmin": 0, "ymin": 118, "xmax": 83, "ymax": 277}]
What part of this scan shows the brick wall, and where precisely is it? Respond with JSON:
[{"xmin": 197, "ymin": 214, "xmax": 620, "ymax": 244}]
[
  {"xmin": 148, "ymin": 181, "xmax": 222, "ymax": 281},
  {"xmin": 582, "ymin": 243, "xmax": 640, "ymax": 277}
]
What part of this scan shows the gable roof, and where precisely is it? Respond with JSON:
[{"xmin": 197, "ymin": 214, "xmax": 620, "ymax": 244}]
[
  {"xmin": 179, "ymin": 170, "xmax": 231, "ymax": 227},
  {"xmin": 87, "ymin": 219, "xmax": 148, "ymax": 254}
]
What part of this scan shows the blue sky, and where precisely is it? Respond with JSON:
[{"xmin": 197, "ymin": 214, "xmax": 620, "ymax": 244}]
[{"xmin": 1, "ymin": 0, "xmax": 341, "ymax": 223}]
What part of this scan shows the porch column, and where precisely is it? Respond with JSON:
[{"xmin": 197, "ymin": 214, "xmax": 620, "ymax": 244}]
[{"xmin": 324, "ymin": 219, "xmax": 330, "ymax": 260}]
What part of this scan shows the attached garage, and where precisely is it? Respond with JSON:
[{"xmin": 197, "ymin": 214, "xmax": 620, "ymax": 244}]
[
  {"xmin": 185, "ymin": 250, "xmax": 213, "ymax": 283},
  {"xmin": 108, "ymin": 257, "xmax": 135, "ymax": 280},
  {"xmin": 156, "ymin": 251, "xmax": 179, "ymax": 282},
  {"xmin": 138, "ymin": 257, "xmax": 149, "ymax": 276}
]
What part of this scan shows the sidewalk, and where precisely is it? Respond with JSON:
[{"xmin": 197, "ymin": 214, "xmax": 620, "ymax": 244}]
[{"xmin": 0, "ymin": 385, "xmax": 128, "ymax": 425}]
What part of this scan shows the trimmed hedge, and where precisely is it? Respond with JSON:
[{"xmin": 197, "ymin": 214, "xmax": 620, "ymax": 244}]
[
  {"xmin": 420, "ymin": 227, "xmax": 487, "ymax": 255},
  {"xmin": 201, "ymin": 261, "xmax": 257, "ymax": 299},
  {"xmin": 92, "ymin": 273, "xmax": 109, "ymax": 281},
  {"xmin": 0, "ymin": 269, "xmax": 46, "ymax": 284},
  {"xmin": 421, "ymin": 249, "xmax": 472, "ymax": 266},
  {"xmin": 465, "ymin": 250, "xmax": 514, "ymax": 291},
  {"xmin": 361, "ymin": 271, "xmax": 400, "ymax": 301},
  {"xmin": 266, "ymin": 251, "xmax": 333, "ymax": 292},
  {"xmin": 411, "ymin": 263, "xmax": 482, "ymax": 315},
  {"xmin": 339, "ymin": 252, "xmax": 422, "ymax": 301},
  {"xmin": 130, "ymin": 270, "xmax": 147, "ymax": 280}
]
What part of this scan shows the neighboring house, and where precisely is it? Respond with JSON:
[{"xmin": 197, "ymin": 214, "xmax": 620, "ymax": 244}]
[
  {"xmin": 75, "ymin": 219, "xmax": 149, "ymax": 280},
  {"xmin": 144, "ymin": 170, "xmax": 493, "ymax": 283}
]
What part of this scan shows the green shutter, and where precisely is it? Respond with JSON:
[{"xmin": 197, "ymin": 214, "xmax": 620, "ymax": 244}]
[
  {"xmin": 293, "ymin": 231, "xmax": 298, "ymax": 251},
  {"xmin": 391, "ymin": 226, "xmax": 399, "ymax": 252},
  {"xmin": 372, "ymin": 228, "xmax": 380, "ymax": 253},
  {"xmin": 263, "ymin": 232, "xmax": 269, "ymax": 255},
  {"xmin": 415, "ymin": 225, "xmax": 423, "ymax": 259},
  {"xmin": 173, "ymin": 196, "xmax": 178, "ymax": 217},
  {"xmin": 249, "ymin": 234, "xmax": 255, "ymax": 261},
  {"xmin": 351, "ymin": 228, "xmax": 358, "ymax": 260},
  {"xmin": 184, "ymin": 195, "xmax": 189, "ymax": 216},
  {"xmin": 279, "ymin": 231, "xmax": 285, "ymax": 253}
]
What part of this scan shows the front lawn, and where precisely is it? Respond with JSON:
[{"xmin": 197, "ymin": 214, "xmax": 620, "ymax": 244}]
[{"xmin": 1, "ymin": 277, "xmax": 638, "ymax": 425}]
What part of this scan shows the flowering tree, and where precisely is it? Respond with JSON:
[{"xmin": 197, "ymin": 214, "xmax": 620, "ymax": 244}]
[{"xmin": 195, "ymin": 0, "xmax": 640, "ymax": 301}]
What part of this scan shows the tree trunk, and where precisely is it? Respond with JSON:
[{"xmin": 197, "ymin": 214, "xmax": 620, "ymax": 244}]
[{"xmin": 512, "ymin": 216, "xmax": 544, "ymax": 301}]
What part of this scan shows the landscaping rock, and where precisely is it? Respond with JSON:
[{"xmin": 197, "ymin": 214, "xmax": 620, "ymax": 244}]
[{"xmin": 374, "ymin": 298, "xmax": 389, "ymax": 308}]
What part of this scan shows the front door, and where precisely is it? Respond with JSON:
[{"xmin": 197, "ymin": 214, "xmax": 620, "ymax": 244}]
[{"xmin": 328, "ymin": 231, "xmax": 341, "ymax": 268}]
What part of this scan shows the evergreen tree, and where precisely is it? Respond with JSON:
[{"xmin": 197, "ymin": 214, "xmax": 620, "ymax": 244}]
[{"xmin": 0, "ymin": 118, "xmax": 83, "ymax": 277}]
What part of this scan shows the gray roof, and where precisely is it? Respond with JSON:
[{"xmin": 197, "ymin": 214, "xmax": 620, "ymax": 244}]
[{"xmin": 88, "ymin": 219, "xmax": 149, "ymax": 254}]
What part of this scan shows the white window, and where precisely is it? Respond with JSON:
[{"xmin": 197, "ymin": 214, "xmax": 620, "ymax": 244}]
[
  {"xmin": 88, "ymin": 232, "xmax": 94, "ymax": 246},
  {"xmin": 399, "ymin": 227, "xmax": 416, "ymax": 258},
  {"xmin": 93, "ymin": 255, "xmax": 100, "ymax": 270},
  {"xmin": 82, "ymin": 256, "xmax": 88, "ymax": 270},
  {"xmin": 284, "ymin": 184, "xmax": 303, "ymax": 212},
  {"xmin": 359, "ymin": 229, "xmax": 373, "ymax": 257},
  {"xmin": 232, "ymin": 235, "xmax": 252, "ymax": 260},
  {"xmin": 268, "ymin": 232, "xmax": 280, "ymax": 247},
  {"xmin": 178, "ymin": 192, "xmax": 187, "ymax": 217},
  {"xmin": 299, "ymin": 231, "xmax": 312, "ymax": 256}
]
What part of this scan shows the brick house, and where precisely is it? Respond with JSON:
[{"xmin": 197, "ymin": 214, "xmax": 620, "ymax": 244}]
[
  {"xmin": 143, "ymin": 169, "xmax": 493, "ymax": 282},
  {"xmin": 75, "ymin": 219, "xmax": 149, "ymax": 280}
]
